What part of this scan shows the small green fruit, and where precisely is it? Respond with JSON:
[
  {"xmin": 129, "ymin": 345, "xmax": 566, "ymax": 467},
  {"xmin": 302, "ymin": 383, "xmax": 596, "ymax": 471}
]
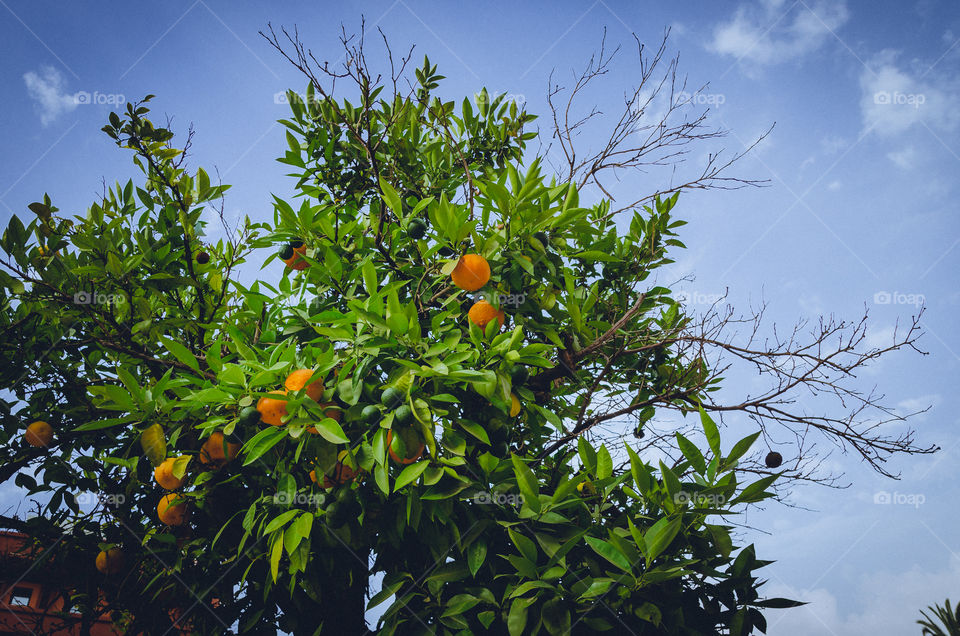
[
  {"xmin": 238, "ymin": 406, "xmax": 261, "ymax": 426},
  {"xmin": 278, "ymin": 244, "xmax": 294, "ymax": 260},
  {"xmin": 361, "ymin": 405, "xmax": 380, "ymax": 423},
  {"xmin": 394, "ymin": 405, "xmax": 413, "ymax": 426},
  {"xmin": 510, "ymin": 366, "xmax": 529, "ymax": 386},
  {"xmin": 381, "ymin": 387, "xmax": 403, "ymax": 408},
  {"xmin": 407, "ymin": 218, "xmax": 427, "ymax": 240}
]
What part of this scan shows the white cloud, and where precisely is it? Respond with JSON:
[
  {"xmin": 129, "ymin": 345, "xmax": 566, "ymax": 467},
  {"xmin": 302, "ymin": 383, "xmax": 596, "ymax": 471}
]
[
  {"xmin": 820, "ymin": 135, "xmax": 848, "ymax": 155},
  {"xmin": 709, "ymin": 0, "xmax": 849, "ymax": 66},
  {"xmin": 23, "ymin": 66, "xmax": 78, "ymax": 126},
  {"xmin": 827, "ymin": 180, "xmax": 842, "ymax": 190},
  {"xmin": 896, "ymin": 393, "xmax": 939, "ymax": 417},
  {"xmin": 886, "ymin": 145, "xmax": 917, "ymax": 169},
  {"xmin": 764, "ymin": 557, "xmax": 960, "ymax": 636},
  {"xmin": 859, "ymin": 51, "xmax": 960, "ymax": 137}
]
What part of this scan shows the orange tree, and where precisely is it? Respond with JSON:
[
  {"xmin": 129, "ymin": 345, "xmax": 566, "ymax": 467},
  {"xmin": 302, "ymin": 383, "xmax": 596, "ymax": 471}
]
[{"xmin": 0, "ymin": 58, "xmax": 806, "ymax": 634}]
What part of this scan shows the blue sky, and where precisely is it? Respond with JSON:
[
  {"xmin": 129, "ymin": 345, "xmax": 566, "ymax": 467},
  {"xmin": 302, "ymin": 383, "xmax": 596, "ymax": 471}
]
[{"xmin": 2, "ymin": 1, "xmax": 958, "ymax": 633}]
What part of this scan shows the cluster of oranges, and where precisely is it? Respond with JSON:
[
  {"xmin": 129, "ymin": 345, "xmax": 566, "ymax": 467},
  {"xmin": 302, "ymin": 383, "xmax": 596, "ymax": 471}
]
[
  {"xmin": 450, "ymin": 254, "xmax": 505, "ymax": 330},
  {"xmin": 153, "ymin": 434, "xmax": 238, "ymax": 530},
  {"xmin": 257, "ymin": 368, "xmax": 341, "ymax": 431}
]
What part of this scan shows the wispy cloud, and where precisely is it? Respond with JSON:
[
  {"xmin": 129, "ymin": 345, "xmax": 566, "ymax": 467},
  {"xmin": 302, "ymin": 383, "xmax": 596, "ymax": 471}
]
[
  {"xmin": 709, "ymin": 0, "xmax": 850, "ymax": 66},
  {"xmin": 23, "ymin": 66, "xmax": 78, "ymax": 126},
  {"xmin": 886, "ymin": 146, "xmax": 917, "ymax": 169},
  {"xmin": 859, "ymin": 51, "xmax": 960, "ymax": 137},
  {"xmin": 765, "ymin": 557, "xmax": 960, "ymax": 635}
]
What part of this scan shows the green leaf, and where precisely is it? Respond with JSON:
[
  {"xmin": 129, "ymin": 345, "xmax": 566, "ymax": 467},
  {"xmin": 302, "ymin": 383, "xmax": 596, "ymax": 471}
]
[
  {"xmin": 510, "ymin": 454, "xmax": 540, "ymax": 512},
  {"xmin": 265, "ymin": 509, "xmax": 300, "ymax": 534},
  {"xmin": 699, "ymin": 405, "xmax": 721, "ymax": 458},
  {"xmin": 458, "ymin": 420, "xmax": 490, "ymax": 445},
  {"xmin": 361, "ymin": 260, "xmax": 378, "ymax": 296},
  {"xmin": 707, "ymin": 524, "xmax": 733, "ymax": 558},
  {"xmin": 367, "ymin": 575, "xmax": 406, "ymax": 610},
  {"xmin": 675, "ymin": 432, "xmax": 706, "ymax": 474},
  {"xmin": 378, "ymin": 178, "xmax": 403, "ymax": 215},
  {"xmin": 542, "ymin": 597, "xmax": 571, "ymax": 635},
  {"xmin": 467, "ymin": 538, "xmax": 487, "ymax": 577},
  {"xmin": 310, "ymin": 417, "xmax": 349, "ymax": 444},
  {"xmin": 644, "ymin": 516, "xmax": 682, "ymax": 566},
  {"xmin": 584, "ymin": 536, "xmax": 632, "ymax": 572},
  {"xmin": 508, "ymin": 597, "xmax": 535, "ymax": 636},
  {"xmin": 394, "ymin": 460, "xmax": 429, "ymax": 491},
  {"xmin": 578, "ymin": 437, "xmax": 597, "ymax": 473},
  {"xmin": 635, "ymin": 602, "xmax": 662, "ymax": 626},
  {"xmin": 269, "ymin": 534, "xmax": 283, "ymax": 582},
  {"xmin": 242, "ymin": 427, "xmax": 288, "ymax": 466},
  {"xmin": 508, "ymin": 528, "xmax": 538, "ymax": 564},
  {"xmin": 725, "ymin": 430, "xmax": 761, "ymax": 468},
  {"xmin": 734, "ymin": 474, "xmax": 778, "ymax": 504},
  {"xmin": 595, "ymin": 444, "xmax": 613, "ymax": 479},
  {"xmin": 160, "ymin": 336, "xmax": 200, "ymax": 373},
  {"xmin": 219, "ymin": 363, "xmax": 245, "ymax": 386}
]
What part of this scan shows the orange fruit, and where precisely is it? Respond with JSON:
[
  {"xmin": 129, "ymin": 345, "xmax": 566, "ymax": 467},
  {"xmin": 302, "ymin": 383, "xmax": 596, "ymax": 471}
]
[
  {"xmin": 283, "ymin": 242, "xmax": 309, "ymax": 271},
  {"xmin": 154, "ymin": 457, "xmax": 185, "ymax": 490},
  {"xmin": 157, "ymin": 493, "xmax": 188, "ymax": 526},
  {"xmin": 450, "ymin": 254, "xmax": 490, "ymax": 291},
  {"xmin": 257, "ymin": 390, "xmax": 289, "ymax": 426},
  {"xmin": 285, "ymin": 369, "xmax": 324, "ymax": 402},
  {"xmin": 311, "ymin": 451, "xmax": 359, "ymax": 488},
  {"xmin": 200, "ymin": 433, "xmax": 239, "ymax": 467},
  {"xmin": 24, "ymin": 421, "xmax": 53, "ymax": 447},
  {"xmin": 468, "ymin": 300, "xmax": 505, "ymax": 330},
  {"xmin": 95, "ymin": 548, "xmax": 124, "ymax": 575},
  {"xmin": 387, "ymin": 429, "xmax": 425, "ymax": 465}
]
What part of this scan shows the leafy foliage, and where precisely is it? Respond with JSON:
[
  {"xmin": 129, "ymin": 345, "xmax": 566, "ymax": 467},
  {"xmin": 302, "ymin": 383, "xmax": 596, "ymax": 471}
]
[
  {"xmin": 0, "ymin": 57, "xmax": 799, "ymax": 635},
  {"xmin": 919, "ymin": 599, "xmax": 960, "ymax": 636}
]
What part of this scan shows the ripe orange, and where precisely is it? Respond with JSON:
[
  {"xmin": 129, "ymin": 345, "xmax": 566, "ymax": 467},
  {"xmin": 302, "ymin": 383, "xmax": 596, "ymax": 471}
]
[
  {"xmin": 95, "ymin": 548, "xmax": 124, "ymax": 575},
  {"xmin": 283, "ymin": 242, "xmax": 309, "ymax": 271},
  {"xmin": 200, "ymin": 433, "xmax": 239, "ymax": 467},
  {"xmin": 387, "ymin": 428, "xmax": 425, "ymax": 465},
  {"xmin": 450, "ymin": 254, "xmax": 490, "ymax": 291},
  {"xmin": 257, "ymin": 390, "xmax": 289, "ymax": 426},
  {"xmin": 154, "ymin": 457, "xmax": 185, "ymax": 490},
  {"xmin": 157, "ymin": 493, "xmax": 188, "ymax": 526},
  {"xmin": 285, "ymin": 369, "xmax": 324, "ymax": 402},
  {"xmin": 24, "ymin": 421, "xmax": 54, "ymax": 447},
  {"xmin": 468, "ymin": 300, "xmax": 505, "ymax": 329}
]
